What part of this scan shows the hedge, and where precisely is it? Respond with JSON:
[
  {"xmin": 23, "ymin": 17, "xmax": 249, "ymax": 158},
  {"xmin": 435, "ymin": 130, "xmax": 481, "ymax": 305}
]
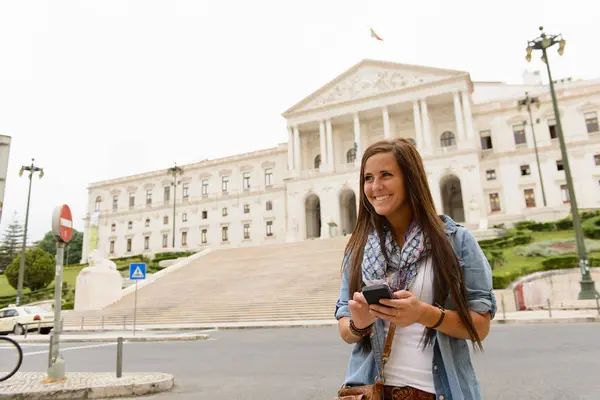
[
  {"xmin": 583, "ymin": 216, "xmax": 600, "ymax": 240},
  {"xmin": 479, "ymin": 233, "xmax": 533, "ymax": 250},
  {"xmin": 153, "ymin": 251, "xmax": 196, "ymax": 262}
]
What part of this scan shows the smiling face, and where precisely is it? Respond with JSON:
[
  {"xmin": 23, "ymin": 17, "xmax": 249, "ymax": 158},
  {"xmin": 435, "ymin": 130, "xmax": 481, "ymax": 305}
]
[{"xmin": 363, "ymin": 152, "xmax": 408, "ymax": 218}]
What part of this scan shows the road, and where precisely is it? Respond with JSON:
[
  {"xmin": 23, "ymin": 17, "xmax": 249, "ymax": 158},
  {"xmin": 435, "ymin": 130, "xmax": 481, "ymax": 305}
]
[{"xmin": 9, "ymin": 323, "xmax": 600, "ymax": 399}]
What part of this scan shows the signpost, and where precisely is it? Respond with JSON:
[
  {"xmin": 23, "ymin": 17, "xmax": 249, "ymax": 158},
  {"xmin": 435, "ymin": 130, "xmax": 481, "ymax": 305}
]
[
  {"xmin": 129, "ymin": 263, "xmax": 146, "ymax": 336},
  {"xmin": 48, "ymin": 204, "xmax": 73, "ymax": 381}
]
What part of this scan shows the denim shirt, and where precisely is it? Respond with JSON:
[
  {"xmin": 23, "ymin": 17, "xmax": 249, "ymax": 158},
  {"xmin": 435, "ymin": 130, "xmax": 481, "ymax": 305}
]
[{"xmin": 334, "ymin": 215, "xmax": 496, "ymax": 400}]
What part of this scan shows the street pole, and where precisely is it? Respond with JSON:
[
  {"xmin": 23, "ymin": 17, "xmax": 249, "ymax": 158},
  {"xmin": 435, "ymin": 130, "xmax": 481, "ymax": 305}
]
[
  {"xmin": 167, "ymin": 164, "xmax": 183, "ymax": 248},
  {"xmin": 526, "ymin": 27, "xmax": 598, "ymax": 299},
  {"xmin": 518, "ymin": 93, "xmax": 547, "ymax": 206},
  {"xmin": 16, "ymin": 159, "xmax": 44, "ymax": 306}
]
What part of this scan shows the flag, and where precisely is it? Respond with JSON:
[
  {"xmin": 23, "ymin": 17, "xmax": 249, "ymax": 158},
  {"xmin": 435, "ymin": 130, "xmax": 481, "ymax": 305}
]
[{"xmin": 370, "ymin": 28, "xmax": 383, "ymax": 41}]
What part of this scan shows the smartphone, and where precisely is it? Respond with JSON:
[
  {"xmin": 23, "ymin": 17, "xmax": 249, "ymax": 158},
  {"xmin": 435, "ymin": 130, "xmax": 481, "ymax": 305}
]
[{"xmin": 362, "ymin": 283, "xmax": 394, "ymax": 305}]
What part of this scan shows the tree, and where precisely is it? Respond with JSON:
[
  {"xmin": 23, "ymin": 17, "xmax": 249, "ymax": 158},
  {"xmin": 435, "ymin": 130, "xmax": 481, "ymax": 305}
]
[
  {"xmin": 0, "ymin": 213, "xmax": 24, "ymax": 273},
  {"xmin": 5, "ymin": 248, "xmax": 55, "ymax": 292},
  {"xmin": 37, "ymin": 229, "xmax": 83, "ymax": 265}
]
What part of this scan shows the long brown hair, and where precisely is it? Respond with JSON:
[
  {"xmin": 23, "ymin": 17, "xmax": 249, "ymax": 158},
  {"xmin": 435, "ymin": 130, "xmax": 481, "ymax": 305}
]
[{"xmin": 343, "ymin": 138, "xmax": 482, "ymax": 350}]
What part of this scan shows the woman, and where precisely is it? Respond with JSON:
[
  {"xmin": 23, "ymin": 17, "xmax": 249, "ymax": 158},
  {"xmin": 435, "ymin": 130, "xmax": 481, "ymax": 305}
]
[{"xmin": 334, "ymin": 139, "xmax": 496, "ymax": 400}]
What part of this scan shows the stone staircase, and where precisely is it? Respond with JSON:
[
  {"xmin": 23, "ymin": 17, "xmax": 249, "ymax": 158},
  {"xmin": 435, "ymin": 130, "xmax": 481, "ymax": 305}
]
[{"xmin": 63, "ymin": 237, "xmax": 350, "ymax": 328}]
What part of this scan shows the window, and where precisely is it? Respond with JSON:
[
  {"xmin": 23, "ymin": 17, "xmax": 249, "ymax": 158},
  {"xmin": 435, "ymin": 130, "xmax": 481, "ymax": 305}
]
[
  {"xmin": 314, "ymin": 154, "xmax": 321, "ymax": 169},
  {"xmin": 144, "ymin": 236, "xmax": 149, "ymax": 250},
  {"xmin": 266, "ymin": 200, "xmax": 272, "ymax": 211},
  {"xmin": 222, "ymin": 226, "xmax": 228, "ymax": 242},
  {"xmin": 164, "ymin": 216, "xmax": 169, "ymax": 225},
  {"xmin": 128, "ymin": 221, "xmax": 133, "ymax": 230},
  {"xmin": 243, "ymin": 224, "xmax": 250, "ymax": 239},
  {"xmin": 513, "ymin": 124, "xmax": 527, "ymax": 145},
  {"xmin": 440, "ymin": 131, "xmax": 456, "ymax": 147},
  {"xmin": 129, "ymin": 193, "xmax": 135, "ymax": 208},
  {"xmin": 146, "ymin": 189, "xmax": 152, "ymax": 205},
  {"xmin": 162, "ymin": 234, "xmax": 168, "ymax": 248},
  {"xmin": 560, "ymin": 185, "xmax": 570, "ymax": 204},
  {"xmin": 594, "ymin": 154, "xmax": 600, "ymax": 166},
  {"xmin": 489, "ymin": 193, "xmax": 501, "ymax": 212},
  {"xmin": 164, "ymin": 186, "xmax": 170, "ymax": 201},
  {"xmin": 480, "ymin": 130, "xmax": 493, "ymax": 150},
  {"xmin": 181, "ymin": 231, "xmax": 188, "ymax": 246},
  {"xmin": 182, "ymin": 213, "xmax": 187, "ymax": 222},
  {"xmin": 201, "ymin": 229, "xmax": 207, "ymax": 244},
  {"xmin": 127, "ymin": 238, "xmax": 132, "ymax": 253},
  {"xmin": 585, "ymin": 112, "xmax": 599, "ymax": 133},
  {"xmin": 264, "ymin": 168, "xmax": 273, "ymax": 186},
  {"xmin": 112, "ymin": 196, "xmax": 118, "ymax": 211},
  {"xmin": 95, "ymin": 196, "xmax": 101, "ymax": 212},
  {"xmin": 486, "ymin": 170, "xmax": 496, "ymax": 181},
  {"xmin": 111, "ymin": 223, "xmax": 116, "ymax": 232},
  {"xmin": 202, "ymin": 180, "xmax": 208, "ymax": 196},
  {"xmin": 524, "ymin": 189, "xmax": 536, "ymax": 208},
  {"xmin": 347, "ymin": 148, "xmax": 357, "ymax": 163},
  {"xmin": 244, "ymin": 204, "xmax": 250, "ymax": 214},
  {"xmin": 182, "ymin": 184, "xmax": 189, "ymax": 199},
  {"xmin": 556, "ymin": 160, "xmax": 564, "ymax": 171},
  {"xmin": 548, "ymin": 118, "xmax": 558, "ymax": 139},
  {"xmin": 266, "ymin": 221, "xmax": 273, "ymax": 237},
  {"xmin": 243, "ymin": 172, "xmax": 250, "ymax": 190},
  {"xmin": 222, "ymin": 207, "xmax": 228, "ymax": 216},
  {"xmin": 145, "ymin": 218, "xmax": 150, "ymax": 227},
  {"xmin": 110, "ymin": 240, "xmax": 115, "ymax": 254},
  {"xmin": 202, "ymin": 210, "xmax": 207, "ymax": 219},
  {"xmin": 520, "ymin": 165, "xmax": 531, "ymax": 176},
  {"xmin": 221, "ymin": 175, "xmax": 229, "ymax": 192}
]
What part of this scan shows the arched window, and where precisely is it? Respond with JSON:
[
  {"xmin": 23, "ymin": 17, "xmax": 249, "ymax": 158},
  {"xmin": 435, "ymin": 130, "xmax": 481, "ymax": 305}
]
[
  {"xmin": 440, "ymin": 131, "xmax": 456, "ymax": 147},
  {"xmin": 346, "ymin": 148, "xmax": 357, "ymax": 164},
  {"xmin": 94, "ymin": 196, "xmax": 102, "ymax": 212},
  {"xmin": 145, "ymin": 218, "xmax": 150, "ymax": 227},
  {"xmin": 314, "ymin": 154, "xmax": 321, "ymax": 169}
]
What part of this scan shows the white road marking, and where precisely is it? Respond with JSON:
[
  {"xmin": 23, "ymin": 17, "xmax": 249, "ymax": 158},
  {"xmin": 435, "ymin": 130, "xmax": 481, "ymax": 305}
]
[{"xmin": 23, "ymin": 343, "xmax": 116, "ymax": 357}]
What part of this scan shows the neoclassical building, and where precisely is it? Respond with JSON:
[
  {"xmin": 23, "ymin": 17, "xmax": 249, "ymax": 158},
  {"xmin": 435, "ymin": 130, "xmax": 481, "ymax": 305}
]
[{"xmin": 82, "ymin": 59, "xmax": 600, "ymax": 260}]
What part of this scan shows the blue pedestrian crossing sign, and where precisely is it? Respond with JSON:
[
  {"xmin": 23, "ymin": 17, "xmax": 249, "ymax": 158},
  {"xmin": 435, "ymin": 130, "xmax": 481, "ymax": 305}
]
[{"xmin": 129, "ymin": 263, "xmax": 147, "ymax": 280}]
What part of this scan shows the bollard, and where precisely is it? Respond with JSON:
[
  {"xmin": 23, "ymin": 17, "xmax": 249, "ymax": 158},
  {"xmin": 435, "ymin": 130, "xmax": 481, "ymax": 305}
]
[
  {"xmin": 596, "ymin": 295, "xmax": 600, "ymax": 317},
  {"xmin": 116, "ymin": 337, "xmax": 123, "ymax": 378},
  {"xmin": 547, "ymin": 298, "xmax": 552, "ymax": 318},
  {"xmin": 501, "ymin": 294, "xmax": 506, "ymax": 320},
  {"xmin": 24, "ymin": 325, "xmax": 28, "ymax": 338},
  {"xmin": 81, "ymin": 317, "xmax": 85, "ymax": 330},
  {"xmin": 37, "ymin": 321, "xmax": 41, "ymax": 334}
]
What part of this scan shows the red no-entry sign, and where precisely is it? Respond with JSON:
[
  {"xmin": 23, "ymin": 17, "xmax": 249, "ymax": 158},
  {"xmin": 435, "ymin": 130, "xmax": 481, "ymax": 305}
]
[{"xmin": 52, "ymin": 204, "xmax": 73, "ymax": 243}]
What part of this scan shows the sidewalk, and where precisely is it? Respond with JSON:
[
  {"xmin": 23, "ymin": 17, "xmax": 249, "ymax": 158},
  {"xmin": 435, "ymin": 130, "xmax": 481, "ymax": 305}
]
[{"xmin": 0, "ymin": 372, "xmax": 173, "ymax": 399}]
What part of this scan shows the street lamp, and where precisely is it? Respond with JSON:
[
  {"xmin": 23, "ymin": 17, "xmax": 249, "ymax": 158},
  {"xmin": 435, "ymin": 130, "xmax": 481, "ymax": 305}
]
[
  {"xmin": 167, "ymin": 163, "xmax": 183, "ymax": 248},
  {"xmin": 517, "ymin": 93, "xmax": 547, "ymax": 207},
  {"xmin": 526, "ymin": 26, "xmax": 598, "ymax": 299},
  {"xmin": 17, "ymin": 159, "xmax": 44, "ymax": 306}
]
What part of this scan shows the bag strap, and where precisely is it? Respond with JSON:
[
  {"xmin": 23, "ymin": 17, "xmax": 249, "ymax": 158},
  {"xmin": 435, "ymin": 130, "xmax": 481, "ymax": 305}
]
[{"xmin": 376, "ymin": 323, "xmax": 396, "ymax": 384}]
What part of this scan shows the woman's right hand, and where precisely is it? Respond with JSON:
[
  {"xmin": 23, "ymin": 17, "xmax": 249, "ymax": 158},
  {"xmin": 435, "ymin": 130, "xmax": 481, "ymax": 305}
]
[{"xmin": 348, "ymin": 292, "xmax": 377, "ymax": 329}]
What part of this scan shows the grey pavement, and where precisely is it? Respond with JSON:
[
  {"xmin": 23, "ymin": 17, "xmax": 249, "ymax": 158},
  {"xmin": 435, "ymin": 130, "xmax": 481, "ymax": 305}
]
[{"xmin": 4, "ymin": 324, "xmax": 600, "ymax": 399}]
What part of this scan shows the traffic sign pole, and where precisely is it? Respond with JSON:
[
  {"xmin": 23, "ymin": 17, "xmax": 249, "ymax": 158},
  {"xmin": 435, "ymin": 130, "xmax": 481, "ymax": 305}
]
[
  {"xmin": 133, "ymin": 281, "xmax": 138, "ymax": 336},
  {"xmin": 128, "ymin": 263, "xmax": 146, "ymax": 337},
  {"xmin": 50, "ymin": 242, "xmax": 65, "ymax": 372}
]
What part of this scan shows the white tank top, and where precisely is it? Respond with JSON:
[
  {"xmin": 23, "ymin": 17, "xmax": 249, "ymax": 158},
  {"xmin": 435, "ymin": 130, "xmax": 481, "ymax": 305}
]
[{"xmin": 382, "ymin": 256, "xmax": 435, "ymax": 394}]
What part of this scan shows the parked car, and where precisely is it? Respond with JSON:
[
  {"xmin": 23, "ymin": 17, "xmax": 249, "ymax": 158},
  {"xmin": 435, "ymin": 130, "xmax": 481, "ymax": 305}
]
[{"xmin": 0, "ymin": 305, "xmax": 54, "ymax": 335}]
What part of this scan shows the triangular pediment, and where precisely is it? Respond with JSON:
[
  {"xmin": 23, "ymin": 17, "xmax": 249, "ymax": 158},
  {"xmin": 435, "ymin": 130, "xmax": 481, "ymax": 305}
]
[{"xmin": 283, "ymin": 59, "xmax": 468, "ymax": 116}]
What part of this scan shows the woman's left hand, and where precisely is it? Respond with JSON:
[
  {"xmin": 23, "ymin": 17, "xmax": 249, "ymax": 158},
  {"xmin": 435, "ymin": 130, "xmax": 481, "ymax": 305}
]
[{"xmin": 369, "ymin": 290, "xmax": 425, "ymax": 328}]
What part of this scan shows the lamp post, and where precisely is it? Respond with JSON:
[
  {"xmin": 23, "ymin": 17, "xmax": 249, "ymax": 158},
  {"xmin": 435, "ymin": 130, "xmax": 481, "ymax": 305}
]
[
  {"xmin": 167, "ymin": 163, "xmax": 183, "ymax": 248},
  {"xmin": 517, "ymin": 93, "xmax": 547, "ymax": 207},
  {"xmin": 17, "ymin": 159, "xmax": 44, "ymax": 306},
  {"xmin": 526, "ymin": 26, "xmax": 598, "ymax": 299}
]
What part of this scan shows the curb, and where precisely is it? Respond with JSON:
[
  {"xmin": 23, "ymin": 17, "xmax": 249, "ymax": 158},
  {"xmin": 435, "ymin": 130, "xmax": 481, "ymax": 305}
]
[
  {"xmin": 493, "ymin": 317, "xmax": 600, "ymax": 325},
  {"xmin": 12, "ymin": 334, "xmax": 210, "ymax": 344},
  {"xmin": 0, "ymin": 372, "xmax": 173, "ymax": 399}
]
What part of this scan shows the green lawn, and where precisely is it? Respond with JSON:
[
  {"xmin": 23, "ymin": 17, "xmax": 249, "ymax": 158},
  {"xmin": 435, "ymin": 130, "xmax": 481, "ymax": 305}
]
[{"xmin": 0, "ymin": 265, "xmax": 85, "ymax": 299}]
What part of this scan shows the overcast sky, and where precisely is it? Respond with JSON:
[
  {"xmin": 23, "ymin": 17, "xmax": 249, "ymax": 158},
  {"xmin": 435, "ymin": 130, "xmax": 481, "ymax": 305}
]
[{"xmin": 0, "ymin": 0, "xmax": 597, "ymax": 244}]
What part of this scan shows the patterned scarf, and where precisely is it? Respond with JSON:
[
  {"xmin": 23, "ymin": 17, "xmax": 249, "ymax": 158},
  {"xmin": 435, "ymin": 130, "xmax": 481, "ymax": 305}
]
[{"xmin": 361, "ymin": 222, "xmax": 430, "ymax": 292}]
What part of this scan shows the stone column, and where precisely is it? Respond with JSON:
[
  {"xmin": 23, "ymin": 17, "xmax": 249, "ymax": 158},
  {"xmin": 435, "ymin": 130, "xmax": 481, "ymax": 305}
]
[
  {"xmin": 461, "ymin": 91, "xmax": 475, "ymax": 139},
  {"xmin": 319, "ymin": 120, "xmax": 327, "ymax": 170},
  {"xmin": 287, "ymin": 126, "xmax": 294, "ymax": 170},
  {"xmin": 453, "ymin": 92, "xmax": 466, "ymax": 143},
  {"xmin": 326, "ymin": 119, "xmax": 334, "ymax": 168},
  {"xmin": 293, "ymin": 125, "xmax": 301, "ymax": 171},
  {"xmin": 382, "ymin": 107, "xmax": 391, "ymax": 139},
  {"xmin": 420, "ymin": 99, "xmax": 433, "ymax": 151},
  {"xmin": 412, "ymin": 101, "xmax": 423, "ymax": 149},
  {"xmin": 353, "ymin": 113, "xmax": 361, "ymax": 162}
]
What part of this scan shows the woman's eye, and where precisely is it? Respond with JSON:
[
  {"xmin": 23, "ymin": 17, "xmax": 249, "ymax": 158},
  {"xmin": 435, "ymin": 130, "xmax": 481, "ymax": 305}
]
[{"xmin": 364, "ymin": 176, "xmax": 373, "ymax": 182}]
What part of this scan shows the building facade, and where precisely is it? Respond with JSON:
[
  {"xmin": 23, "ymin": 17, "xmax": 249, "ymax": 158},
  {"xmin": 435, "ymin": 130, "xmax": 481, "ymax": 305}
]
[{"xmin": 82, "ymin": 59, "xmax": 600, "ymax": 261}]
